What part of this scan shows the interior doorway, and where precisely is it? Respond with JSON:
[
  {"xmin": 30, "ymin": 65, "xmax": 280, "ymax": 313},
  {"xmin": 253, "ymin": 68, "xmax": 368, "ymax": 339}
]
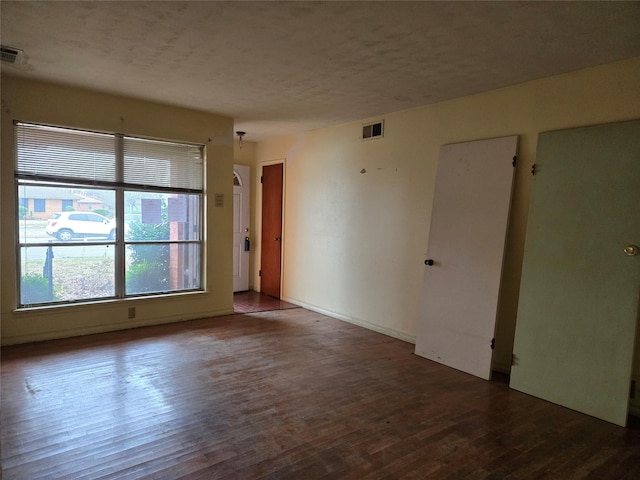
[{"xmin": 260, "ymin": 163, "xmax": 284, "ymax": 298}]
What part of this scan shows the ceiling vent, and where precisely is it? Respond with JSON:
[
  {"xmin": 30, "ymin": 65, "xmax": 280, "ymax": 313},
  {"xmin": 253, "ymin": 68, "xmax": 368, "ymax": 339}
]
[
  {"xmin": 362, "ymin": 120, "xmax": 384, "ymax": 140},
  {"xmin": 1, "ymin": 45, "xmax": 23, "ymax": 65}
]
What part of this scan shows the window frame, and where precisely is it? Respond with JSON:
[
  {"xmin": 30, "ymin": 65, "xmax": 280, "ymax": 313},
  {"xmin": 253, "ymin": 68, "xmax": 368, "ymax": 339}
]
[{"xmin": 15, "ymin": 121, "xmax": 205, "ymax": 308}]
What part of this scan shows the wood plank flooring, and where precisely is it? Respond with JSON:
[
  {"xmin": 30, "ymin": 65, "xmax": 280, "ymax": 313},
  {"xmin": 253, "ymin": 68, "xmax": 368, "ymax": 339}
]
[
  {"xmin": 233, "ymin": 291, "xmax": 299, "ymax": 314},
  {"xmin": 2, "ymin": 308, "xmax": 639, "ymax": 479}
]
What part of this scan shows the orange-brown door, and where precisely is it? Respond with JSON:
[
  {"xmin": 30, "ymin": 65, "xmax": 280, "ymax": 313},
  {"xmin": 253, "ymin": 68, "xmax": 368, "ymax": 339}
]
[{"xmin": 260, "ymin": 163, "xmax": 283, "ymax": 298}]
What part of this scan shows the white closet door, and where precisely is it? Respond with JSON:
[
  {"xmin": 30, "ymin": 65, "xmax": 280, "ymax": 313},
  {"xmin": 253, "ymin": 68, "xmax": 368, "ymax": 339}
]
[{"xmin": 415, "ymin": 136, "xmax": 517, "ymax": 380}]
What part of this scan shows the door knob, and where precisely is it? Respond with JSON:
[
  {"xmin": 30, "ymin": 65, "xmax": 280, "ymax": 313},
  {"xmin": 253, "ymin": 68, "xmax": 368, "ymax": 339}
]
[
  {"xmin": 275, "ymin": 237, "xmax": 281, "ymax": 241},
  {"xmin": 624, "ymin": 245, "xmax": 639, "ymax": 256},
  {"xmin": 424, "ymin": 259, "xmax": 434, "ymax": 266}
]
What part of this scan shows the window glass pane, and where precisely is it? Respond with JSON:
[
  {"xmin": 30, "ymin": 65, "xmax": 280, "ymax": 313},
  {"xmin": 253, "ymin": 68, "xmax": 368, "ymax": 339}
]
[
  {"xmin": 18, "ymin": 184, "xmax": 116, "ymax": 244},
  {"xmin": 124, "ymin": 191, "xmax": 200, "ymax": 242},
  {"xmin": 126, "ymin": 243, "xmax": 200, "ymax": 295},
  {"xmin": 20, "ymin": 245, "xmax": 115, "ymax": 305}
]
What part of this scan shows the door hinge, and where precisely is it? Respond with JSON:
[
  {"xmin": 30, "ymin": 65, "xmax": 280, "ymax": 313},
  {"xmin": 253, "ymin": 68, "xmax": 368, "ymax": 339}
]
[
  {"xmin": 259, "ymin": 270, "xmax": 261, "ymax": 277},
  {"xmin": 490, "ymin": 338, "xmax": 495, "ymax": 350},
  {"xmin": 512, "ymin": 156, "xmax": 517, "ymax": 167},
  {"xmin": 261, "ymin": 176, "xmax": 263, "ymax": 183},
  {"xmin": 531, "ymin": 163, "xmax": 537, "ymax": 175}
]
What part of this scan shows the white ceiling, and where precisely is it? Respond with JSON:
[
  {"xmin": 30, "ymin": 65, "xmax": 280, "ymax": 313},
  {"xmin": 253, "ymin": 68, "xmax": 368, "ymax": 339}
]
[{"xmin": 2, "ymin": 1, "xmax": 640, "ymax": 141}]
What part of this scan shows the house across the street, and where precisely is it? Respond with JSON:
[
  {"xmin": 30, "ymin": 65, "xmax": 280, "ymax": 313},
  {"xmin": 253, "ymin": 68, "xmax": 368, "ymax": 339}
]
[{"xmin": 18, "ymin": 185, "xmax": 105, "ymax": 219}]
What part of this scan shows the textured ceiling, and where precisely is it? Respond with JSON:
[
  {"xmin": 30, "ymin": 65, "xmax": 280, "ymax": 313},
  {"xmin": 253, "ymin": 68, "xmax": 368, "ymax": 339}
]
[{"xmin": 2, "ymin": 1, "xmax": 640, "ymax": 141}]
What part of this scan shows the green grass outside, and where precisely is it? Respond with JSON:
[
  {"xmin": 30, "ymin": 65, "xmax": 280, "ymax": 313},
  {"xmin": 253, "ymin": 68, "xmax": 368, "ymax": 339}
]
[{"xmin": 23, "ymin": 256, "xmax": 115, "ymax": 301}]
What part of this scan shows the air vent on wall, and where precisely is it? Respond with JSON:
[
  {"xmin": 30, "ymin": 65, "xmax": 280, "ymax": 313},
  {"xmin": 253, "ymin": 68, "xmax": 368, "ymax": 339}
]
[
  {"xmin": 362, "ymin": 120, "xmax": 384, "ymax": 140},
  {"xmin": 1, "ymin": 45, "xmax": 23, "ymax": 64}
]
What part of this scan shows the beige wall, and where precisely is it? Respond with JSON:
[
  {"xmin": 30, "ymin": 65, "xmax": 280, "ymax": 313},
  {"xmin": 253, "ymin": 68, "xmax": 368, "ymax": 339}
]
[
  {"xmin": 254, "ymin": 58, "xmax": 640, "ymax": 400},
  {"xmin": 1, "ymin": 76, "xmax": 235, "ymax": 345}
]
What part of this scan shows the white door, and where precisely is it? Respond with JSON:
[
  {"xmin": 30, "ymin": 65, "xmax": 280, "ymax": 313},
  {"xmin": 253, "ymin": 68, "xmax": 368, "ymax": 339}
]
[
  {"xmin": 415, "ymin": 136, "xmax": 518, "ymax": 380},
  {"xmin": 233, "ymin": 165, "xmax": 250, "ymax": 292},
  {"xmin": 510, "ymin": 120, "xmax": 640, "ymax": 426}
]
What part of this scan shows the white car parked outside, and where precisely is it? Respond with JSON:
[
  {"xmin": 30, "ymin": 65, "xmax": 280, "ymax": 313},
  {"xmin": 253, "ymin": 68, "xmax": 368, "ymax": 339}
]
[{"xmin": 46, "ymin": 211, "xmax": 116, "ymax": 241}]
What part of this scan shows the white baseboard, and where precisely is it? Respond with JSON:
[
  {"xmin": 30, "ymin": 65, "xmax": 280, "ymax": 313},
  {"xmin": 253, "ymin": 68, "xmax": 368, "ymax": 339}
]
[{"xmin": 281, "ymin": 296, "xmax": 416, "ymax": 344}]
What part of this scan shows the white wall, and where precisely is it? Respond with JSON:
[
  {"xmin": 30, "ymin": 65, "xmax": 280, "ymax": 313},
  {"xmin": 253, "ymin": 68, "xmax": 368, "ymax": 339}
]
[
  {"xmin": 1, "ymin": 76, "xmax": 235, "ymax": 345},
  {"xmin": 254, "ymin": 58, "xmax": 640, "ymax": 382}
]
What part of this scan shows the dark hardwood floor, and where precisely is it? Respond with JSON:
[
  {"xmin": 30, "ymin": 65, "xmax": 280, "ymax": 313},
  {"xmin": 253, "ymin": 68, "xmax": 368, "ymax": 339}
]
[
  {"xmin": 233, "ymin": 291, "xmax": 299, "ymax": 313},
  {"xmin": 2, "ymin": 308, "xmax": 639, "ymax": 479}
]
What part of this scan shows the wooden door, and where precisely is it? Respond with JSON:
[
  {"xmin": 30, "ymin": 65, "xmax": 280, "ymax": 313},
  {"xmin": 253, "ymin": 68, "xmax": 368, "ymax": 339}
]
[
  {"xmin": 415, "ymin": 136, "xmax": 518, "ymax": 380},
  {"xmin": 510, "ymin": 120, "xmax": 640, "ymax": 426},
  {"xmin": 233, "ymin": 165, "xmax": 250, "ymax": 292},
  {"xmin": 260, "ymin": 163, "xmax": 283, "ymax": 298}
]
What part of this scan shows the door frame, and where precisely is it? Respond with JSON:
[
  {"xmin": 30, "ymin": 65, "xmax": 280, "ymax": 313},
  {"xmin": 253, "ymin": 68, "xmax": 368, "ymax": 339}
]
[{"xmin": 257, "ymin": 159, "xmax": 286, "ymax": 296}]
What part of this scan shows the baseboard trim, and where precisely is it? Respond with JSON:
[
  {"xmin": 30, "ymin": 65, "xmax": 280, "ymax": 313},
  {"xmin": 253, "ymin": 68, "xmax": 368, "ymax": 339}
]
[
  {"xmin": 1, "ymin": 308, "xmax": 235, "ymax": 346},
  {"xmin": 281, "ymin": 296, "xmax": 416, "ymax": 344}
]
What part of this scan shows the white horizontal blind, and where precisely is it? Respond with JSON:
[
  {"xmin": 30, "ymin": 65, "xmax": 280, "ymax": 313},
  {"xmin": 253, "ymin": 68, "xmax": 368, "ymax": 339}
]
[
  {"xmin": 123, "ymin": 137, "xmax": 203, "ymax": 191},
  {"xmin": 16, "ymin": 123, "xmax": 116, "ymax": 183},
  {"xmin": 15, "ymin": 123, "xmax": 204, "ymax": 192}
]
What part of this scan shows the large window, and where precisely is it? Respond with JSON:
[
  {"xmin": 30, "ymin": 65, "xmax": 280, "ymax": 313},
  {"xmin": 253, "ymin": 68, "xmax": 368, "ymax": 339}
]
[{"xmin": 15, "ymin": 122, "xmax": 204, "ymax": 307}]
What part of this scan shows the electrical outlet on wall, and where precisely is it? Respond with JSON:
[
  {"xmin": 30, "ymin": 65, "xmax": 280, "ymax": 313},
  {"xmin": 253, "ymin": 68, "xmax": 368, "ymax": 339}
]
[{"xmin": 128, "ymin": 307, "xmax": 136, "ymax": 319}]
